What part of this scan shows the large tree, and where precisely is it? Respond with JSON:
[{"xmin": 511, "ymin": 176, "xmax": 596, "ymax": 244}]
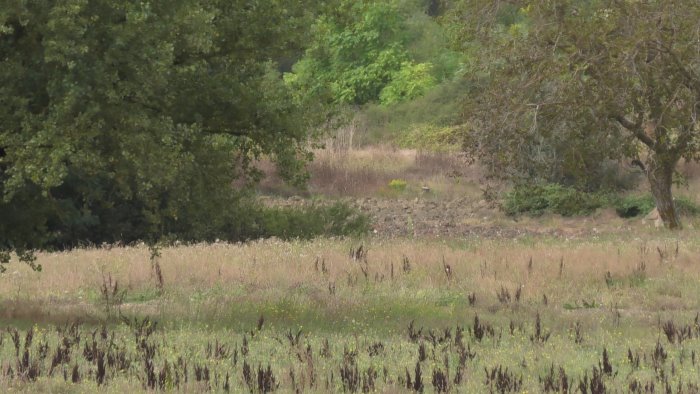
[
  {"xmin": 451, "ymin": 1, "xmax": 700, "ymax": 229},
  {"xmin": 0, "ymin": 0, "xmax": 328, "ymax": 268}
]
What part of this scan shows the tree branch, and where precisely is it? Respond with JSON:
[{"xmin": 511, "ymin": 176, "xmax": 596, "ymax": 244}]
[
  {"xmin": 675, "ymin": 124, "xmax": 696, "ymax": 154},
  {"xmin": 613, "ymin": 114, "xmax": 655, "ymax": 148},
  {"xmin": 652, "ymin": 40, "xmax": 700, "ymax": 94}
]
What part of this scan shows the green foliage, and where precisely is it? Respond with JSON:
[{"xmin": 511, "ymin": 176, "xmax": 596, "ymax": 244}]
[
  {"xmin": 286, "ymin": 0, "xmax": 461, "ymax": 107},
  {"xmin": 613, "ymin": 195, "xmax": 657, "ymax": 218},
  {"xmin": 286, "ymin": 1, "xmax": 408, "ymax": 105},
  {"xmin": 503, "ymin": 184, "xmax": 605, "ymax": 217},
  {"xmin": 614, "ymin": 195, "xmax": 700, "ymax": 218},
  {"xmin": 253, "ymin": 202, "xmax": 370, "ymax": 240},
  {"xmin": 379, "ymin": 62, "xmax": 437, "ymax": 105},
  {"xmin": 505, "ymin": 186, "xmax": 700, "ymax": 219},
  {"xmin": 449, "ymin": 1, "xmax": 700, "ymax": 228},
  {"xmin": 0, "ymin": 0, "xmax": 330, "ymax": 258},
  {"xmin": 398, "ymin": 124, "xmax": 459, "ymax": 152},
  {"xmin": 357, "ymin": 80, "xmax": 471, "ymax": 146},
  {"xmin": 388, "ymin": 179, "xmax": 408, "ymax": 192},
  {"xmin": 401, "ymin": 6, "xmax": 462, "ymax": 81}
]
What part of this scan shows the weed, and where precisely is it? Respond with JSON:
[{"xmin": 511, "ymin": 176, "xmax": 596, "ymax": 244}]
[
  {"xmin": 340, "ymin": 351, "xmax": 360, "ymax": 392},
  {"xmin": 367, "ymin": 342, "xmax": 384, "ymax": 357},
  {"xmin": 628, "ymin": 348, "xmax": 641, "ymax": 369},
  {"xmin": 628, "ymin": 378, "xmax": 655, "ymax": 393},
  {"xmin": 539, "ymin": 364, "xmax": 570, "ymax": 393},
  {"xmin": 412, "ymin": 361, "xmax": 424, "ymax": 393},
  {"xmin": 473, "ymin": 314, "xmax": 495, "ymax": 342},
  {"xmin": 530, "ymin": 313, "xmax": 550, "ymax": 344},
  {"xmin": 652, "ymin": 340, "xmax": 668, "ymax": 371},
  {"xmin": 408, "ymin": 321, "xmax": 423, "ymax": 343},
  {"xmin": 468, "ymin": 292, "xmax": 477, "ymax": 306},
  {"xmin": 600, "ymin": 348, "xmax": 614, "ymax": 376},
  {"xmin": 99, "ymin": 273, "xmax": 126, "ymax": 319},
  {"xmin": 577, "ymin": 366, "xmax": 606, "ymax": 394},
  {"xmin": 402, "ymin": 256, "xmax": 411, "ymax": 273},
  {"xmin": 432, "ymin": 366, "xmax": 449, "ymax": 393},
  {"xmin": 497, "ymin": 287, "xmax": 511, "ymax": 304},
  {"xmin": 484, "ymin": 365, "xmax": 523, "ymax": 393},
  {"xmin": 514, "ymin": 285, "xmax": 522, "ymax": 303},
  {"xmin": 662, "ymin": 319, "xmax": 695, "ymax": 345},
  {"xmin": 572, "ymin": 321, "xmax": 584, "ymax": 344},
  {"xmin": 349, "ymin": 245, "xmax": 367, "ymax": 262}
]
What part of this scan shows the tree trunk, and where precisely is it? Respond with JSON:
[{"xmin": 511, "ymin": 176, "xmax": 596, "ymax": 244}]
[{"xmin": 646, "ymin": 156, "xmax": 682, "ymax": 229}]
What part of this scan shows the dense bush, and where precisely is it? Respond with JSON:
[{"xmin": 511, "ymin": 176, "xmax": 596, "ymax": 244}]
[
  {"xmin": 398, "ymin": 124, "xmax": 459, "ymax": 152},
  {"xmin": 505, "ymin": 184, "xmax": 700, "ymax": 219},
  {"xmin": 613, "ymin": 195, "xmax": 656, "ymax": 218},
  {"xmin": 614, "ymin": 195, "xmax": 700, "ymax": 218},
  {"xmin": 503, "ymin": 184, "xmax": 605, "ymax": 217},
  {"xmin": 0, "ymin": 1, "xmax": 329, "ymax": 264},
  {"xmin": 357, "ymin": 80, "xmax": 471, "ymax": 146},
  {"xmin": 379, "ymin": 62, "xmax": 437, "ymax": 105},
  {"xmin": 253, "ymin": 202, "xmax": 371, "ymax": 240}
]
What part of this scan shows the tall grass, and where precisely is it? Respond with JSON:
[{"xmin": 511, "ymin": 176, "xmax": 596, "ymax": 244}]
[{"xmin": 2, "ymin": 235, "xmax": 700, "ymax": 392}]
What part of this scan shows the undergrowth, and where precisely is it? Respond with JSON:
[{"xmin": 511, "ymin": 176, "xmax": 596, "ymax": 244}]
[{"xmin": 503, "ymin": 184, "xmax": 700, "ymax": 219}]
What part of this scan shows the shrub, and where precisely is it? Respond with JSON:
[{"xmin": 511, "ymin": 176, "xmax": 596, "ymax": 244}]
[
  {"xmin": 614, "ymin": 194, "xmax": 700, "ymax": 218},
  {"xmin": 613, "ymin": 195, "xmax": 656, "ymax": 218},
  {"xmin": 503, "ymin": 184, "xmax": 605, "ymax": 217},
  {"xmin": 254, "ymin": 202, "xmax": 370, "ymax": 240},
  {"xmin": 505, "ymin": 186, "xmax": 700, "ymax": 219},
  {"xmin": 388, "ymin": 179, "xmax": 408, "ymax": 192},
  {"xmin": 398, "ymin": 124, "xmax": 459, "ymax": 152},
  {"xmin": 356, "ymin": 80, "xmax": 471, "ymax": 146}
]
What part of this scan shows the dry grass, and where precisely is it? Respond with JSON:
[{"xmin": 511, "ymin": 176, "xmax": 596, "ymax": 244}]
[
  {"xmin": 257, "ymin": 147, "xmax": 483, "ymax": 199},
  {"xmin": 3, "ymin": 233, "xmax": 699, "ymax": 325},
  {"xmin": 258, "ymin": 147, "xmax": 700, "ymax": 207},
  {"xmin": 2, "ymin": 234, "xmax": 700, "ymax": 392}
]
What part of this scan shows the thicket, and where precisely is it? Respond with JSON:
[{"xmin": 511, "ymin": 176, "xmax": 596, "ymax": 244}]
[
  {"xmin": 503, "ymin": 184, "xmax": 606, "ymax": 217},
  {"xmin": 286, "ymin": 0, "xmax": 465, "ymax": 148},
  {"xmin": 252, "ymin": 202, "xmax": 370, "ymax": 240},
  {"xmin": 0, "ymin": 1, "xmax": 353, "ymax": 265},
  {"xmin": 613, "ymin": 195, "xmax": 700, "ymax": 219},
  {"xmin": 503, "ymin": 184, "xmax": 700, "ymax": 219}
]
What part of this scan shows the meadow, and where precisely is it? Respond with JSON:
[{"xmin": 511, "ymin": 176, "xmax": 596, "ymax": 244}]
[
  {"xmin": 1, "ymin": 233, "xmax": 699, "ymax": 392},
  {"xmin": 6, "ymin": 2, "xmax": 700, "ymax": 393}
]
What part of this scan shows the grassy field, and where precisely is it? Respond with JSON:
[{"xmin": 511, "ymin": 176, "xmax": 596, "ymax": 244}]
[{"xmin": 1, "ymin": 233, "xmax": 700, "ymax": 392}]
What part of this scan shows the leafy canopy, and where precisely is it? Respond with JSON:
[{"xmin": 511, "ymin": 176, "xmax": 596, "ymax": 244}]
[
  {"xmin": 0, "ymin": 0, "xmax": 329, "ymax": 266},
  {"xmin": 285, "ymin": 0, "xmax": 438, "ymax": 106},
  {"xmin": 449, "ymin": 0, "xmax": 700, "ymax": 228}
]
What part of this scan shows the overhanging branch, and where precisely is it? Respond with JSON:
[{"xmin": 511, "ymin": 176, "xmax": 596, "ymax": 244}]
[{"xmin": 612, "ymin": 114, "xmax": 655, "ymax": 148}]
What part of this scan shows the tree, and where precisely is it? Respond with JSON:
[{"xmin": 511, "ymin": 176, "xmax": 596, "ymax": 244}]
[
  {"xmin": 450, "ymin": 1, "xmax": 700, "ymax": 229},
  {"xmin": 0, "ymin": 0, "xmax": 327, "ymax": 268},
  {"xmin": 284, "ymin": 0, "xmax": 437, "ymax": 106}
]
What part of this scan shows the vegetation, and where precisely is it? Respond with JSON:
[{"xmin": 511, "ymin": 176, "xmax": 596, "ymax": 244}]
[
  {"xmin": 450, "ymin": 1, "xmax": 700, "ymax": 229},
  {"xmin": 614, "ymin": 194, "xmax": 700, "ymax": 219},
  {"xmin": 2, "ymin": 237, "xmax": 700, "ymax": 392},
  {"xmin": 253, "ymin": 202, "xmax": 370, "ymax": 240},
  {"xmin": 503, "ymin": 184, "xmax": 700, "ymax": 219},
  {"xmin": 503, "ymin": 184, "xmax": 606, "ymax": 217},
  {"xmin": 0, "ymin": 1, "xmax": 337, "ymax": 262},
  {"xmin": 285, "ymin": 0, "xmax": 458, "ymax": 107},
  {"xmin": 4, "ymin": 2, "xmax": 700, "ymax": 393},
  {"xmin": 388, "ymin": 179, "xmax": 408, "ymax": 192}
]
